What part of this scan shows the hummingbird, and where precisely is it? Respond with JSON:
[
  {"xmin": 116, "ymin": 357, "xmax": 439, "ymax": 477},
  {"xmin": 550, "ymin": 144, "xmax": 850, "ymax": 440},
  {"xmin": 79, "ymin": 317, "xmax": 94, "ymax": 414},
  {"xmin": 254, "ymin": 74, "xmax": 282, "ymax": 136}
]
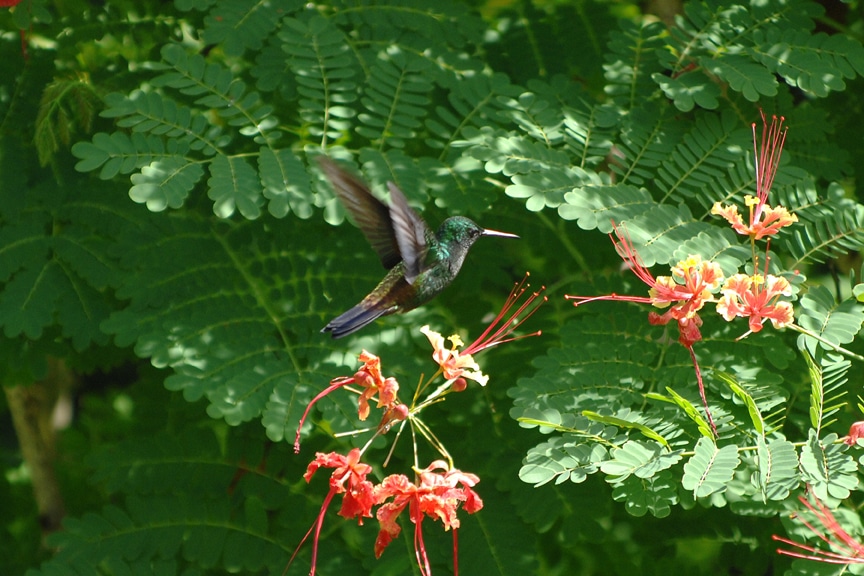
[{"xmin": 319, "ymin": 156, "xmax": 519, "ymax": 338}]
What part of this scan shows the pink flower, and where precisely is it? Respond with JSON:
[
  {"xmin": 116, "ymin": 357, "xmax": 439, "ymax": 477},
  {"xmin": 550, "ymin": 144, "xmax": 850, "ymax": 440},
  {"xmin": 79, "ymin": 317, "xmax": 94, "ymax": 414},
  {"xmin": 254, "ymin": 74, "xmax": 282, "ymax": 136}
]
[
  {"xmin": 422, "ymin": 273, "xmax": 546, "ymax": 388},
  {"xmin": 421, "ymin": 326, "xmax": 489, "ymax": 386},
  {"xmin": 712, "ymin": 111, "xmax": 797, "ymax": 239},
  {"xmin": 356, "ymin": 350, "xmax": 400, "ymax": 420},
  {"xmin": 568, "ymin": 224, "xmax": 723, "ymax": 347},
  {"xmin": 845, "ymin": 421, "xmax": 864, "ymax": 446},
  {"xmin": 716, "ymin": 273, "xmax": 794, "ymax": 333}
]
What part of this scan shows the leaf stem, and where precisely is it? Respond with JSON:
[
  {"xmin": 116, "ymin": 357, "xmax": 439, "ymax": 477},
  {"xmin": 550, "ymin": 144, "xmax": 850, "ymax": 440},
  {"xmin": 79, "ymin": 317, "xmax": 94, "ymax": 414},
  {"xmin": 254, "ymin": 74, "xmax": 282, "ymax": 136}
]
[{"xmin": 788, "ymin": 323, "xmax": 864, "ymax": 363}]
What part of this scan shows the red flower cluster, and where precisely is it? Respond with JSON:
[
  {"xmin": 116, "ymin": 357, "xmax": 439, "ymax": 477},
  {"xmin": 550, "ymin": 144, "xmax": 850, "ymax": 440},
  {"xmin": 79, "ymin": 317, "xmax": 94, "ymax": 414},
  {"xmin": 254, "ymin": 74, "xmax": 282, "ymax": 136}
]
[
  {"xmin": 288, "ymin": 450, "xmax": 483, "ymax": 576},
  {"xmin": 374, "ymin": 460, "xmax": 483, "ymax": 574},
  {"xmin": 565, "ymin": 111, "xmax": 801, "ymax": 437},
  {"xmin": 289, "ymin": 275, "xmax": 544, "ymax": 574}
]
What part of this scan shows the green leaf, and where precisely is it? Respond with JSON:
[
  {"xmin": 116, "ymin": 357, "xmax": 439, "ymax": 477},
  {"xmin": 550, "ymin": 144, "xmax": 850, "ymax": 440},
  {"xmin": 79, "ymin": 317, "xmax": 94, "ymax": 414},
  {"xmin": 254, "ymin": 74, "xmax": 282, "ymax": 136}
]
[
  {"xmin": 603, "ymin": 20, "xmax": 667, "ymax": 110},
  {"xmin": 803, "ymin": 348, "xmax": 849, "ymax": 434},
  {"xmin": 207, "ymin": 155, "xmax": 264, "ymax": 219},
  {"xmin": 681, "ymin": 437, "xmax": 740, "ymax": 498},
  {"xmin": 652, "ymin": 70, "xmax": 721, "ymax": 112},
  {"xmin": 519, "ymin": 439, "xmax": 607, "ymax": 487},
  {"xmin": 582, "ymin": 410, "xmax": 669, "ymax": 447},
  {"xmin": 797, "ymin": 285, "xmax": 864, "ymax": 356},
  {"xmin": 280, "ymin": 15, "xmax": 358, "ymax": 141},
  {"xmin": 610, "ymin": 470, "xmax": 678, "ymax": 518},
  {"xmin": 258, "ymin": 148, "xmax": 313, "ymax": 219},
  {"xmin": 72, "ymin": 131, "xmax": 175, "ymax": 179},
  {"xmin": 599, "ymin": 440, "xmax": 682, "ymax": 481},
  {"xmin": 716, "ymin": 372, "xmax": 764, "ymax": 435},
  {"xmin": 201, "ymin": 0, "xmax": 296, "ymax": 56},
  {"xmin": 355, "ymin": 50, "xmax": 435, "ymax": 148},
  {"xmin": 649, "ymin": 387, "xmax": 715, "ymax": 438},
  {"xmin": 558, "ymin": 184, "xmax": 654, "ymax": 232},
  {"xmin": 800, "ymin": 430, "xmax": 859, "ymax": 503},
  {"xmin": 754, "ymin": 436, "xmax": 799, "ymax": 501},
  {"xmin": 129, "ymin": 158, "xmax": 204, "ymax": 212},
  {"xmin": 754, "ymin": 28, "xmax": 864, "ymax": 97},
  {"xmin": 701, "ymin": 54, "xmax": 778, "ymax": 101}
]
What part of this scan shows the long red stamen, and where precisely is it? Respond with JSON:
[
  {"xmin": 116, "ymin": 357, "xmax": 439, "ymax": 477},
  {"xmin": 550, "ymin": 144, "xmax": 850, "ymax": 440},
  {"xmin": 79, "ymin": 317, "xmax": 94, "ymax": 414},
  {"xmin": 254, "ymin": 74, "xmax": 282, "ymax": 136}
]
[
  {"xmin": 567, "ymin": 294, "xmax": 654, "ymax": 306},
  {"xmin": 773, "ymin": 495, "xmax": 864, "ymax": 564},
  {"xmin": 414, "ymin": 513, "xmax": 431, "ymax": 576},
  {"xmin": 610, "ymin": 223, "xmax": 656, "ymax": 288},
  {"xmin": 294, "ymin": 376, "xmax": 354, "ymax": 453},
  {"xmin": 752, "ymin": 110, "xmax": 787, "ymax": 222},
  {"xmin": 283, "ymin": 486, "xmax": 339, "ymax": 576},
  {"xmin": 463, "ymin": 273, "xmax": 546, "ymax": 355},
  {"xmin": 453, "ymin": 528, "xmax": 460, "ymax": 576}
]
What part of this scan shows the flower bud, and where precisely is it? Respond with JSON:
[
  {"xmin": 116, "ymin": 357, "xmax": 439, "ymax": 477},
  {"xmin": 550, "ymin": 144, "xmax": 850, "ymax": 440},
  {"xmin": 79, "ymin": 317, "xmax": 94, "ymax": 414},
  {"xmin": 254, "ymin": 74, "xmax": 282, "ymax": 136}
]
[{"xmin": 392, "ymin": 404, "xmax": 409, "ymax": 421}]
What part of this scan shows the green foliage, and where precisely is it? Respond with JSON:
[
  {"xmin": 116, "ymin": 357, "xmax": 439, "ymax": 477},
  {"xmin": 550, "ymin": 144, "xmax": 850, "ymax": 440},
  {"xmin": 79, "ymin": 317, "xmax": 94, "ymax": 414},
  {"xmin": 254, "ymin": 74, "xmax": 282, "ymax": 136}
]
[{"xmin": 2, "ymin": 1, "xmax": 864, "ymax": 576}]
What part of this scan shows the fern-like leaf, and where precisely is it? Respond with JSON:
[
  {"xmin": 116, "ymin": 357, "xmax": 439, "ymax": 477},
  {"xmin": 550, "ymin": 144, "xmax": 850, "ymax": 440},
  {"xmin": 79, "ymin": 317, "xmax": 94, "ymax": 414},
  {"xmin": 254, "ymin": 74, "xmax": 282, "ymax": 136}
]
[
  {"xmin": 610, "ymin": 470, "xmax": 678, "ymax": 518},
  {"xmin": 200, "ymin": 0, "xmax": 293, "ymax": 57},
  {"xmin": 603, "ymin": 20, "xmax": 667, "ymax": 110},
  {"xmin": 356, "ymin": 50, "xmax": 435, "ymax": 148},
  {"xmin": 754, "ymin": 28, "xmax": 864, "ymax": 98},
  {"xmin": 796, "ymin": 285, "xmax": 864, "ymax": 356},
  {"xmin": 804, "ymin": 349, "xmax": 850, "ymax": 435},
  {"xmin": 800, "ymin": 430, "xmax": 859, "ymax": 503},
  {"xmin": 72, "ymin": 131, "xmax": 184, "ymax": 180},
  {"xmin": 280, "ymin": 15, "xmax": 358, "ymax": 144},
  {"xmin": 519, "ymin": 438, "xmax": 607, "ymax": 487},
  {"xmin": 784, "ymin": 203, "xmax": 864, "ymax": 267},
  {"xmin": 681, "ymin": 437, "xmax": 740, "ymax": 498},
  {"xmin": 754, "ymin": 435, "xmax": 799, "ymax": 501},
  {"xmin": 655, "ymin": 110, "xmax": 750, "ymax": 205},
  {"xmin": 599, "ymin": 440, "xmax": 682, "ymax": 482}
]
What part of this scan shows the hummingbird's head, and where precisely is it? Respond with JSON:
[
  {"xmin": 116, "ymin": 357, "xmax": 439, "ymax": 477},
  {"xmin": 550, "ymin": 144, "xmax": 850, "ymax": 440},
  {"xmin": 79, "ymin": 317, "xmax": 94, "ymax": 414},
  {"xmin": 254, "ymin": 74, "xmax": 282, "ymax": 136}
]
[
  {"xmin": 438, "ymin": 216, "xmax": 518, "ymax": 244},
  {"xmin": 435, "ymin": 216, "xmax": 518, "ymax": 275}
]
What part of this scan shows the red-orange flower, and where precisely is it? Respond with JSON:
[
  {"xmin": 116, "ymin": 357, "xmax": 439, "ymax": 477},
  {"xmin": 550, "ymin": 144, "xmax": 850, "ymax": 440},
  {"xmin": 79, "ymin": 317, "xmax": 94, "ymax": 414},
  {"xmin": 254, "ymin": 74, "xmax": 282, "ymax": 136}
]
[
  {"xmin": 356, "ymin": 350, "xmax": 400, "ymax": 420},
  {"xmin": 566, "ymin": 223, "xmax": 721, "ymax": 435},
  {"xmin": 294, "ymin": 350, "xmax": 400, "ymax": 452},
  {"xmin": 288, "ymin": 449, "xmax": 376, "ymax": 575},
  {"xmin": 711, "ymin": 111, "xmax": 797, "ymax": 239},
  {"xmin": 568, "ymin": 224, "xmax": 723, "ymax": 347},
  {"xmin": 716, "ymin": 273, "xmax": 793, "ymax": 333},
  {"xmin": 373, "ymin": 461, "xmax": 483, "ymax": 576}
]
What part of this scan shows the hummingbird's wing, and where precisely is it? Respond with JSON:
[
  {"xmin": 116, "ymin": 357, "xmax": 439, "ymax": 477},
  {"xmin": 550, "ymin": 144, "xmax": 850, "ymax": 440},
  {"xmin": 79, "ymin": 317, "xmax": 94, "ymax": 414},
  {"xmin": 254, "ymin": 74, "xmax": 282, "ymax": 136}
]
[
  {"xmin": 386, "ymin": 182, "xmax": 432, "ymax": 284},
  {"xmin": 318, "ymin": 156, "xmax": 402, "ymax": 270}
]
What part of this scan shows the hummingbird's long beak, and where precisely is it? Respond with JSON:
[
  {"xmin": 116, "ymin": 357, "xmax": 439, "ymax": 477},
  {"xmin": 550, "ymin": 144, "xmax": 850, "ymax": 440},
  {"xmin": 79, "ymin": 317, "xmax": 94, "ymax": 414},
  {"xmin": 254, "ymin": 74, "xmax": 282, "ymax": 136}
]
[{"xmin": 482, "ymin": 228, "xmax": 519, "ymax": 239}]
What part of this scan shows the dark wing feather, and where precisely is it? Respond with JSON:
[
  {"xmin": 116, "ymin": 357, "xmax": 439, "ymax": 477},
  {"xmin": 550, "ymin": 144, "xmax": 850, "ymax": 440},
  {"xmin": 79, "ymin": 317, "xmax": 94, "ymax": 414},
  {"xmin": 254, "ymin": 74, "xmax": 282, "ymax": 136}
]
[
  {"xmin": 317, "ymin": 156, "xmax": 401, "ymax": 269},
  {"xmin": 387, "ymin": 182, "xmax": 431, "ymax": 284}
]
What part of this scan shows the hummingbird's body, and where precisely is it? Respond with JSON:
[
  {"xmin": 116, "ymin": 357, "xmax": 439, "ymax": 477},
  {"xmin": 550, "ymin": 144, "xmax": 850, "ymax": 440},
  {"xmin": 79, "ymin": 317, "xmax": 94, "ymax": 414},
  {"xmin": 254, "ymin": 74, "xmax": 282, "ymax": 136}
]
[{"xmin": 318, "ymin": 157, "xmax": 517, "ymax": 338}]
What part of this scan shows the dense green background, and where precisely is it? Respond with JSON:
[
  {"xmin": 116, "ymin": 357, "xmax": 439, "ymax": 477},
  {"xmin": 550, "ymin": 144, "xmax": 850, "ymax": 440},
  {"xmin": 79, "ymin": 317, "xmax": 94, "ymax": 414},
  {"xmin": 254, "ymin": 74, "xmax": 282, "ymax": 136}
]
[{"xmin": 2, "ymin": 1, "xmax": 864, "ymax": 575}]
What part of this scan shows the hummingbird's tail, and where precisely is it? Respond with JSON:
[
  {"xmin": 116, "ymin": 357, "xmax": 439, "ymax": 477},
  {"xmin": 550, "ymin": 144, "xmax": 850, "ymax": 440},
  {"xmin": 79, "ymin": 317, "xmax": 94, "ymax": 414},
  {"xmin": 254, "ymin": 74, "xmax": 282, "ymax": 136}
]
[{"xmin": 321, "ymin": 303, "xmax": 394, "ymax": 339}]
